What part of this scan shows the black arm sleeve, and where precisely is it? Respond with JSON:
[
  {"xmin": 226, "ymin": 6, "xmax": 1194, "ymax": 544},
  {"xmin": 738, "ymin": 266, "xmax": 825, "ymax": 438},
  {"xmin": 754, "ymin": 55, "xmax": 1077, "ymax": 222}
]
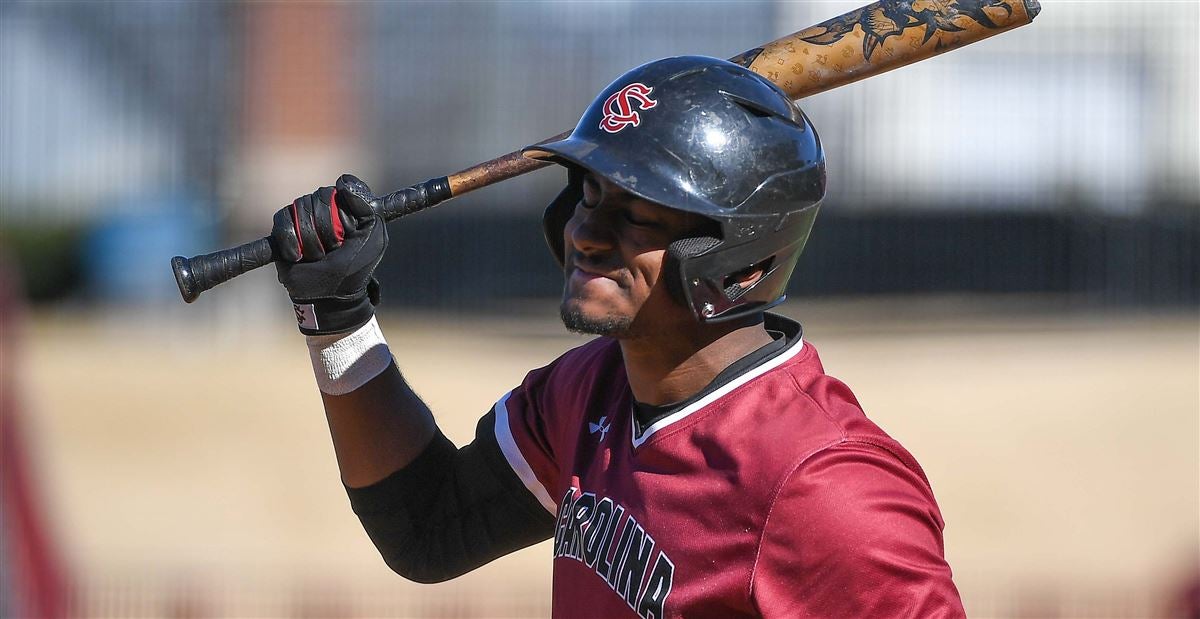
[{"xmin": 344, "ymin": 410, "xmax": 556, "ymax": 583}]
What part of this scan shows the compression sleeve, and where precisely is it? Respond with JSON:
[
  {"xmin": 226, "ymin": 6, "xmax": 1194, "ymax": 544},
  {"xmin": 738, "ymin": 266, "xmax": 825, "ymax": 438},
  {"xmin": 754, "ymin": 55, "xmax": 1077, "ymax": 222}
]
[{"xmin": 345, "ymin": 410, "xmax": 556, "ymax": 583}]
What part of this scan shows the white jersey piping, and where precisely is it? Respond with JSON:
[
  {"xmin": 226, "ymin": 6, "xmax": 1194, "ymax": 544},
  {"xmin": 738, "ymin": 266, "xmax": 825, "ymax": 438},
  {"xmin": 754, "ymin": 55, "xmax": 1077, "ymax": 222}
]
[
  {"xmin": 493, "ymin": 391, "xmax": 559, "ymax": 514},
  {"xmin": 631, "ymin": 336, "xmax": 806, "ymax": 449}
]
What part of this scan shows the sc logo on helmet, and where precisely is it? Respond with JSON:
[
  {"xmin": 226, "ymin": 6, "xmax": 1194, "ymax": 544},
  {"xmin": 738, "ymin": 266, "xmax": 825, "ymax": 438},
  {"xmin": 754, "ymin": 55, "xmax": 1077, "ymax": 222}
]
[{"xmin": 599, "ymin": 83, "xmax": 658, "ymax": 134}]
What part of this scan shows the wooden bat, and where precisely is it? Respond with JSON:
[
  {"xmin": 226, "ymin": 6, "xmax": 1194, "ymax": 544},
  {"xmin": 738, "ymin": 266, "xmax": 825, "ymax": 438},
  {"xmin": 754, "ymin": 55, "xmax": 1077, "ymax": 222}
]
[{"xmin": 172, "ymin": 0, "xmax": 1040, "ymax": 303}]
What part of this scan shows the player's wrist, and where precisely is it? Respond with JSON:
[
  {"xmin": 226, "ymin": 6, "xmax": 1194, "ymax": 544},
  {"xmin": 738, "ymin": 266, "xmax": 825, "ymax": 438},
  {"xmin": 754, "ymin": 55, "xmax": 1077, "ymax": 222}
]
[
  {"xmin": 306, "ymin": 315, "xmax": 392, "ymax": 395},
  {"xmin": 290, "ymin": 278, "xmax": 381, "ymax": 336},
  {"xmin": 292, "ymin": 292, "xmax": 372, "ymax": 336}
]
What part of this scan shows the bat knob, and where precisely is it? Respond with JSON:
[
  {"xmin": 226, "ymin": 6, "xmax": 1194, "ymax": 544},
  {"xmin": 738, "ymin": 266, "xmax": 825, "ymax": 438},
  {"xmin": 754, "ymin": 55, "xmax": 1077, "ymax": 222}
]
[{"xmin": 171, "ymin": 255, "xmax": 201, "ymax": 303}]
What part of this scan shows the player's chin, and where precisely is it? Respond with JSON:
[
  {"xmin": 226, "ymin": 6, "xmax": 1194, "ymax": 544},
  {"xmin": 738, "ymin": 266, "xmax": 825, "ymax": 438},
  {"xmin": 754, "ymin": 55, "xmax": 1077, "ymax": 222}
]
[{"xmin": 559, "ymin": 296, "xmax": 633, "ymax": 337}]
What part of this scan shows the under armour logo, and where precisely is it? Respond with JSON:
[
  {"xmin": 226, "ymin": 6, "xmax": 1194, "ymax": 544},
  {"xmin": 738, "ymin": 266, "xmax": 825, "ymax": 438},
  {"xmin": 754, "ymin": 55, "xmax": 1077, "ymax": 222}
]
[
  {"xmin": 599, "ymin": 83, "xmax": 658, "ymax": 134},
  {"xmin": 588, "ymin": 416, "xmax": 611, "ymax": 442}
]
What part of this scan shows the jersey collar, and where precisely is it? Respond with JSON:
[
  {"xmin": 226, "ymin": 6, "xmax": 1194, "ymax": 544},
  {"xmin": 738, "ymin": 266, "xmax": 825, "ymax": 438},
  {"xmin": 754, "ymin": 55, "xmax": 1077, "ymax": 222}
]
[{"xmin": 630, "ymin": 313, "xmax": 805, "ymax": 448}]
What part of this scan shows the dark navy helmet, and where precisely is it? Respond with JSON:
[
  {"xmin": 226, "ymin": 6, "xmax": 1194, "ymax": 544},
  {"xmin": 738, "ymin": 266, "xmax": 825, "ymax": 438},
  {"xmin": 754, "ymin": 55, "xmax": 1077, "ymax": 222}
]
[{"xmin": 524, "ymin": 55, "xmax": 825, "ymax": 322}]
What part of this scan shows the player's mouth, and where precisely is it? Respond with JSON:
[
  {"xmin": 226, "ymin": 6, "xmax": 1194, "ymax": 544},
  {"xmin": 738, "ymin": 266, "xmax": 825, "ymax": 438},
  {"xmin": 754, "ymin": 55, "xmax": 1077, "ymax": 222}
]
[
  {"xmin": 567, "ymin": 266, "xmax": 622, "ymax": 292},
  {"xmin": 565, "ymin": 256, "xmax": 627, "ymax": 287}
]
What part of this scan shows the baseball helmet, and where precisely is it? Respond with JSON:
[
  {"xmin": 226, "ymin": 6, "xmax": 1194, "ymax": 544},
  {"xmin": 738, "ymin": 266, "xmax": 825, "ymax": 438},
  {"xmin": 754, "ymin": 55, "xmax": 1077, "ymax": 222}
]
[{"xmin": 524, "ymin": 55, "xmax": 825, "ymax": 322}]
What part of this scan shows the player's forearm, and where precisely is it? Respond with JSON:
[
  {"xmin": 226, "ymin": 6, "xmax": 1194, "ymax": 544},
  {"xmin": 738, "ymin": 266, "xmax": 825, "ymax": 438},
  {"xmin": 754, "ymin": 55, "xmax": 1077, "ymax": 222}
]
[
  {"xmin": 305, "ymin": 316, "xmax": 438, "ymax": 487},
  {"xmin": 321, "ymin": 363, "xmax": 438, "ymax": 488},
  {"xmin": 311, "ymin": 325, "xmax": 555, "ymax": 582}
]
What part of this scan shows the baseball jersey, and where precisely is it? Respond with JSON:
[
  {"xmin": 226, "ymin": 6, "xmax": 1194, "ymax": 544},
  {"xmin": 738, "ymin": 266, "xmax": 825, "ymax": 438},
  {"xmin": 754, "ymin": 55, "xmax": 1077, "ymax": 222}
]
[{"xmin": 492, "ymin": 313, "xmax": 964, "ymax": 618}]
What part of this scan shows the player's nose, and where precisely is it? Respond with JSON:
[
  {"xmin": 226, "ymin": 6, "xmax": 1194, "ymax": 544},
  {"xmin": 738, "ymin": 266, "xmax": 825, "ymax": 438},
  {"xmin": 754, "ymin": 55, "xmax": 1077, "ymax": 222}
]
[{"xmin": 566, "ymin": 207, "xmax": 616, "ymax": 257}]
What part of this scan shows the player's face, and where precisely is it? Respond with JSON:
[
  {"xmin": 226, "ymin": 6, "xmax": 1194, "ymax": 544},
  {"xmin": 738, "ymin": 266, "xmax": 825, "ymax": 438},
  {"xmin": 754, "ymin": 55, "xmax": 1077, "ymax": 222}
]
[{"xmin": 560, "ymin": 173, "xmax": 709, "ymax": 338}]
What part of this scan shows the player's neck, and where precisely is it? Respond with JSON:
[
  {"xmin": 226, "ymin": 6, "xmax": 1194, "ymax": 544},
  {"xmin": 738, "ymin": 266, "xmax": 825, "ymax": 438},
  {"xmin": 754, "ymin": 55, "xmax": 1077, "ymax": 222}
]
[{"xmin": 618, "ymin": 316, "xmax": 773, "ymax": 406}]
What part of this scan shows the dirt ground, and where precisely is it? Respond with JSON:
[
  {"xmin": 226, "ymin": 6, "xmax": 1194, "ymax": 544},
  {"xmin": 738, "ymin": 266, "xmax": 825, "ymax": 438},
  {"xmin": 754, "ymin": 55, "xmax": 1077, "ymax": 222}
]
[{"xmin": 15, "ymin": 297, "xmax": 1200, "ymax": 618}]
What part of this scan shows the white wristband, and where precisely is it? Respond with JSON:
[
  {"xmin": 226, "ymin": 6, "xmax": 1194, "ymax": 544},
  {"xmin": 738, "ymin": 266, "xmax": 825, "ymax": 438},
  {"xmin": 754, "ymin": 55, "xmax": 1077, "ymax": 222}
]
[{"xmin": 305, "ymin": 316, "xmax": 393, "ymax": 395}]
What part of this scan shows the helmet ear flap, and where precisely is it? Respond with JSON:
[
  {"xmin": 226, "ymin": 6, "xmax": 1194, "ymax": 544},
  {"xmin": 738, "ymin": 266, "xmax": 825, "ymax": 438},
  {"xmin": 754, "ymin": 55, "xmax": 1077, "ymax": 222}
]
[
  {"xmin": 664, "ymin": 235, "xmax": 721, "ymax": 317},
  {"xmin": 542, "ymin": 166, "xmax": 585, "ymax": 266}
]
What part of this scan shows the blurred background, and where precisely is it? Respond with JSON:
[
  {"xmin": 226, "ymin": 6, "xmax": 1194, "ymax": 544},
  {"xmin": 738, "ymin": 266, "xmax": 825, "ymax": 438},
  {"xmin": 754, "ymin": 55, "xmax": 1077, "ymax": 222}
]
[{"xmin": 1, "ymin": 1, "xmax": 1196, "ymax": 617}]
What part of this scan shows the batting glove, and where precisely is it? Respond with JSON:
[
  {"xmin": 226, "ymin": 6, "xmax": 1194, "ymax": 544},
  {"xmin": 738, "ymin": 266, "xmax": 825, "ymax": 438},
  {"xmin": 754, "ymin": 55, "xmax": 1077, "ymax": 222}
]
[{"xmin": 273, "ymin": 174, "xmax": 387, "ymax": 335}]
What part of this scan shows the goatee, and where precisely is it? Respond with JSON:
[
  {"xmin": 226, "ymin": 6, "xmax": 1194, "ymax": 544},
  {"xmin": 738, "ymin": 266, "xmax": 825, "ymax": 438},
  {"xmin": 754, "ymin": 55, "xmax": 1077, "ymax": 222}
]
[{"xmin": 559, "ymin": 303, "xmax": 633, "ymax": 337}]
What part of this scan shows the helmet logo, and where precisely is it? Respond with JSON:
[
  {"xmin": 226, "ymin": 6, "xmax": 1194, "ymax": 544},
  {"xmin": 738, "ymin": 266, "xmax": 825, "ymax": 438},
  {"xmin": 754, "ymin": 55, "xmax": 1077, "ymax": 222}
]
[{"xmin": 599, "ymin": 83, "xmax": 658, "ymax": 134}]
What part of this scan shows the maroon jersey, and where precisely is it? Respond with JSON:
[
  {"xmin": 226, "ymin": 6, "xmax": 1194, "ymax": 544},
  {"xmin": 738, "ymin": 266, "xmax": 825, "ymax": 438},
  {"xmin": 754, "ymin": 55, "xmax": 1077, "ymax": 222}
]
[{"xmin": 492, "ymin": 316, "xmax": 964, "ymax": 618}]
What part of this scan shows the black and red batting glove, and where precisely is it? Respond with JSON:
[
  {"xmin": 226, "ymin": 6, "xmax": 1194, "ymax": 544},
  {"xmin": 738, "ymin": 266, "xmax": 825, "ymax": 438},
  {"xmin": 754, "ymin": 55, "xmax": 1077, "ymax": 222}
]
[{"xmin": 272, "ymin": 174, "xmax": 387, "ymax": 335}]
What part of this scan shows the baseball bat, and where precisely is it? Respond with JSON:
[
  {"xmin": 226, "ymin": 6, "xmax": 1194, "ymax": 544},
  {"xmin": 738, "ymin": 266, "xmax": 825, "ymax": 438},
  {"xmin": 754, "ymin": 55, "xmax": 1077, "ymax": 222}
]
[{"xmin": 172, "ymin": 0, "xmax": 1040, "ymax": 303}]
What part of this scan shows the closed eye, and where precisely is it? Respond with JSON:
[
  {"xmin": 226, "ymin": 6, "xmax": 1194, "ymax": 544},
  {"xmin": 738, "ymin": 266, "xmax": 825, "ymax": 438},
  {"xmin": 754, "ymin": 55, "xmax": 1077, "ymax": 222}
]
[
  {"xmin": 621, "ymin": 210, "xmax": 656, "ymax": 227},
  {"xmin": 581, "ymin": 175, "xmax": 601, "ymax": 208}
]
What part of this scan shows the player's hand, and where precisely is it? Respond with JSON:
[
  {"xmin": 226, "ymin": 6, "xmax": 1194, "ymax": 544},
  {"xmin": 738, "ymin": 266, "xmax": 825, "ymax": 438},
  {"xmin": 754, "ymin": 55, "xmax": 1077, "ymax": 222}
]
[{"xmin": 272, "ymin": 174, "xmax": 387, "ymax": 335}]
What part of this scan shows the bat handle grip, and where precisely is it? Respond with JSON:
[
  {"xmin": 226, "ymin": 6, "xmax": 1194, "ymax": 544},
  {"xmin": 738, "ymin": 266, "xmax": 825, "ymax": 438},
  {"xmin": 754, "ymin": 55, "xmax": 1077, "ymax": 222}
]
[
  {"xmin": 378, "ymin": 176, "xmax": 453, "ymax": 221},
  {"xmin": 172, "ymin": 237, "xmax": 275, "ymax": 303},
  {"xmin": 171, "ymin": 176, "xmax": 455, "ymax": 303}
]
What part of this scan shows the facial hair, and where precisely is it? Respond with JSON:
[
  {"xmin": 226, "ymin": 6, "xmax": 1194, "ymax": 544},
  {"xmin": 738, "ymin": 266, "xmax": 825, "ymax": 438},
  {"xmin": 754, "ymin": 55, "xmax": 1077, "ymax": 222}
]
[{"xmin": 559, "ymin": 302, "xmax": 633, "ymax": 337}]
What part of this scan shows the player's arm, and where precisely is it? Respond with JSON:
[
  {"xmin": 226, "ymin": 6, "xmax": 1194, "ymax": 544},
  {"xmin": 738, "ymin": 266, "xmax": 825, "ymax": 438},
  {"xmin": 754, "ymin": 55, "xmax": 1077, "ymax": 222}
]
[
  {"xmin": 272, "ymin": 176, "xmax": 554, "ymax": 582},
  {"xmin": 750, "ymin": 441, "xmax": 966, "ymax": 618},
  {"xmin": 318, "ymin": 361, "xmax": 436, "ymax": 487}
]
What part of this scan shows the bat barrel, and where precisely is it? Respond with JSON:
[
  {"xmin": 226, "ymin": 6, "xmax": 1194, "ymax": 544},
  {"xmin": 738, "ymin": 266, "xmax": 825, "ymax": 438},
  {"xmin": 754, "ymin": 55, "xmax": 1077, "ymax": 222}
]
[{"xmin": 738, "ymin": 0, "xmax": 1040, "ymax": 100}]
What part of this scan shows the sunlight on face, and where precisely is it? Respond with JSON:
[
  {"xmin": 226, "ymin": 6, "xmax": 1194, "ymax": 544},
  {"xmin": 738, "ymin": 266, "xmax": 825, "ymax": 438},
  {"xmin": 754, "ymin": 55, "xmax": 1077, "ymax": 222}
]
[{"xmin": 559, "ymin": 174, "xmax": 708, "ymax": 338}]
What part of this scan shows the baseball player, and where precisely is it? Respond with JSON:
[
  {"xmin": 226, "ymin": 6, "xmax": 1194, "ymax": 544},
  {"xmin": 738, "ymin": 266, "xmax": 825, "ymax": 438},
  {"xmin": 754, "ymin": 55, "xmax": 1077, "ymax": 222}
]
[{"xmin": 272, "ymin": 56, "xmax": 965, "ymax": 617}]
